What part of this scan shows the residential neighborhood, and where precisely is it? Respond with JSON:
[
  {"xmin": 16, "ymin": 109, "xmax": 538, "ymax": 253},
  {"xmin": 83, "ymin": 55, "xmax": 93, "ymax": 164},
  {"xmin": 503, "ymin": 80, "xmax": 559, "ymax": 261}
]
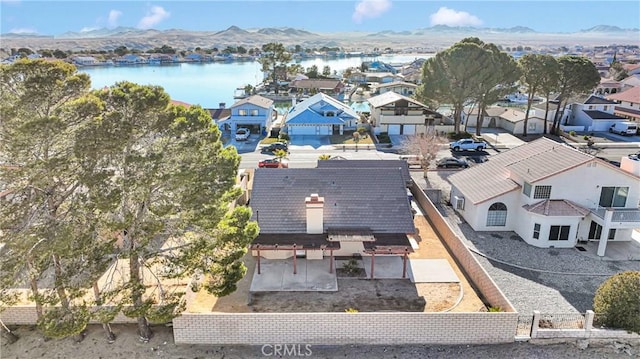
[{"xmin": 2, "ymin": 4, "xmax": 640, "ymax": 357}]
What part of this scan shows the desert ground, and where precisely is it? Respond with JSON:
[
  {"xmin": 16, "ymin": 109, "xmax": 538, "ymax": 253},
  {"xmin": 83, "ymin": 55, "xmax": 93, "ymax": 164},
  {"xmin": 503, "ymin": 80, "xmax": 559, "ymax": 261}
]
[{"xmin": 2, "ymin": 324, "xmax": 637, "ymax": 359}]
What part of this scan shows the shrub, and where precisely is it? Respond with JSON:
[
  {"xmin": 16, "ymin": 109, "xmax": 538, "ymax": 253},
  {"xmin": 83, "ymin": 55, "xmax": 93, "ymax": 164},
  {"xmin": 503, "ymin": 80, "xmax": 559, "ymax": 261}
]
[
  {"xmin": 345, "ymin": 308, "xmax": 359, "ymax": 313},
  {"xmin": 448, "ymin": 131, "xmax": 473, "ymax": 140},
  {"xmin": 569, "ymin": 131, "xmax": 576, "ymax": 136},
  {"xmin": 593, "ymin": 271, "xmax": 640, "ymax": 334},
  {"xmin": 342, "ymin": 258, "xmax": 360, "ymax": 275},
  {"xmin": 279, "ymin": 133, "xmax": 290, "ymax": 141},
  {"xmin": 377, "ymin": 132, "xmax": 391, "ymax": 143},
  {"xmin": 583, "ymin": 135, "xmax": 590, "ymax": 140},
  {"xmin": 488, "ymin": 306, "xmax": 504, "ymax": 312}
]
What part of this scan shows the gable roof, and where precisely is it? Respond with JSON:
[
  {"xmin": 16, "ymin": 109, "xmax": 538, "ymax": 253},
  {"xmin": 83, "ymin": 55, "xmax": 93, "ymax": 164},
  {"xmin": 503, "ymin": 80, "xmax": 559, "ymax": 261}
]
[
  {"xmin": 286, "ymin": 93, "xmax": 359, "ymax": 124},
  {"xmin": 449, "ymin": 138, "xmax": 595, "ymax": 205},
  {"xmin": 375, "ymin": 81, "xmax": 418, "ymax": 90},
  {"xmin": 607, "ymin": 86, "xmax": 640, "ymax": 104},
  {"xmin": 230, "ymin": 95, "xmax": 273, "ymax": 109},
  {"xmin": 207, "ymin": 108, "xmax": 232, "ymax": 120},
  {"xmin": 583, "ymin": 95, "xmax": 617, "ymax": 105},
  {"xmin": 316, "ymin": 160, "xmax": 411, "ymax": 185},
  {"xmin": 367, "ymin": 91, "xmax": 428, "ymax": 108},
  {"xmin": 582, "ymin": 110, "xmax": 625, "ymax": 120},
  {"xmin": 250, "ymin": 168, "xmax": 415, "ymax": 234},
  {"xmin": 289, "ymin": 78, "xmax": 343, "ymax": 90},
  {"xmin": 499, "ymin": 109, "xmax": 531, "ymax": 123}
]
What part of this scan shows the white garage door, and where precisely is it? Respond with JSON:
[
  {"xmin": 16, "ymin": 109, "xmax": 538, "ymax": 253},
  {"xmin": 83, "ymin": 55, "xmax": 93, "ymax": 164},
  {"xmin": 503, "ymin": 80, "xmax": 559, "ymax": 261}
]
[
  {"xmin": 403, "ymin": 125, "xmax": 416, "ymax": 135},
  {"xmin": 388, "ymin": 125, "xmax": 401, "ymax": 135},
  {"xmin": 289, "ymin": 125, "xmax": 317, "ymax": 135}
]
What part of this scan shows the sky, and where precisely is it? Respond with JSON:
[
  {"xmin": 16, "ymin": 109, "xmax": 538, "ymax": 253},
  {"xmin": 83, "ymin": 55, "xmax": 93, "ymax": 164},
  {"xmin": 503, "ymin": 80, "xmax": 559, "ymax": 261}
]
[{"xmin": 1, "ymin": 0, "xmax": 639, "ymax": 35}]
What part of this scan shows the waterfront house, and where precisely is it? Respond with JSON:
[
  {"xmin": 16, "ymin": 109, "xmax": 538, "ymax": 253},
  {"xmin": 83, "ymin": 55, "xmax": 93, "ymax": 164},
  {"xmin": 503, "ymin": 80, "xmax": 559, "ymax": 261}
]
[
  {"xmin": 372, "ymin": 81, "xmax": 418, "ymax": 96},
  {"xmin": 217, "ymin": 95, "xmax": 275, "ymax": 135},
  {"xmin": 72, "ymin": 56, "xmax": 97, "ymax": 66},
  {"xmin": 449, "ymin": 137, "xmax": 640, "ymax": 257},
  {"xmin": 249, "ymin": 167, "xmax": 415, "ymax": 276},
  {"xmin": 115, "ymin": 54, "xmax": 147, "ymax": 65},
  {"xmin": 285, "ymin": 93, "xmax": 359, "ymax": 136},
  {"xmin": 288, "ymin": 79, "xmax": 346, "ymax": 99},
  {"xmin": 368, "ymin": 92, "xmax": 442, "ymax": 135}
]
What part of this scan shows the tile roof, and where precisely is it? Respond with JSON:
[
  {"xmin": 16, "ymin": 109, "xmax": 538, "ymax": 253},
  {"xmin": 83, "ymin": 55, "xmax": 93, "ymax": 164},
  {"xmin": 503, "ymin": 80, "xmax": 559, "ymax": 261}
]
[
  {"xmin": 367, "ymin": 91, "xmax": 429, "ymax": 108},
  {"xmin": 607, "ymin": 86, "xmax": 640, "ymax": 104},
  {"xmin": 231, "ymin": 95, "xmax": 273, "ymax": 109},
  {"xmin": 316, "ymin": 160, "xmax": 411, "ymax": 185},
  {"xmin": 523, "ymin": 200, "xmax": 590, "ymax": 217},
  {"xmin": 250, "ymin": 168, "xmax": 415, "ymax": 234},
  {"xmin": 582, "ymin": 110, "xmax": 625, "ymax": 120},
  {"xmin": 584, "ymin": 95, "xmax": 617, "ymax": 105},
  {"xmin": 499, "ymin": 109, "xmax": 528, "ymax": 123},
  {"xmin": 448, "ymin": 138, "xmax": 594, "ymax": 204},
  {"xmin": 289, "ymin": 79, "xmax": 343, "ymax": 90}
]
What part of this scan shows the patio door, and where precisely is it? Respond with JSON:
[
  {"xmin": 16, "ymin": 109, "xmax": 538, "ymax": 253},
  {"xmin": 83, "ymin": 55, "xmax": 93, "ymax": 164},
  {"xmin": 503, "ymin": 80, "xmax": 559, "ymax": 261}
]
[{"xmin": 588, "ymin": 221, "xmax": 602, "ymax": 240}]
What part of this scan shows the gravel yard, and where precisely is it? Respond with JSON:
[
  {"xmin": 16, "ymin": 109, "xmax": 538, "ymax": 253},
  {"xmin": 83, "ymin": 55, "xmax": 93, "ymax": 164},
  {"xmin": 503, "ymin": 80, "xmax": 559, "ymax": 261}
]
[{"xmin": 415, "ymin": 170, "xmax": 640, "ymax": 314}]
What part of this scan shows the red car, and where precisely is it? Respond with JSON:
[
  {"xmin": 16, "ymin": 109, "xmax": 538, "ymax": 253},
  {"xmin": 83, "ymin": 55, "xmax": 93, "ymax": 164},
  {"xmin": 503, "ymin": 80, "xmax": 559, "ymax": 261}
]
[{"xmin": 258, "ymin": 158, "xmax": 289, "ymax": 168}]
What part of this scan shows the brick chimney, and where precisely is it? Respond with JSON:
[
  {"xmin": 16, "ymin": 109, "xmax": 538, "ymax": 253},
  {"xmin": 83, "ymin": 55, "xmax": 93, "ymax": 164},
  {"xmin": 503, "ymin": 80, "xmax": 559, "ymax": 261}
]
[{"xmin": 305, "ymin": 193, "xmax": 324, "ymax": 234}]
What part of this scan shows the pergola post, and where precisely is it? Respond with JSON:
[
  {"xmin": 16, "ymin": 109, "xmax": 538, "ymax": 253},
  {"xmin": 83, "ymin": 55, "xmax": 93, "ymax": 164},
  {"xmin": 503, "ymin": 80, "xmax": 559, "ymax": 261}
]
[
  {"xmin": 293, "ymin": 244, "xmax": 297, "ymax": 275},
  {"xmin": 257, "ymin": 246, "xmax": 261, "ymax": 275},
  {"xmin": 370, "ymin": 253, "xmax": 375, "ymax": 279},
  {"xmin": 329, "ymin": 249, "xmax": 334, "ymax": 274},
  {"xmin": 402, "ymin": 249, "xmax": 408, "ymax": 279}
]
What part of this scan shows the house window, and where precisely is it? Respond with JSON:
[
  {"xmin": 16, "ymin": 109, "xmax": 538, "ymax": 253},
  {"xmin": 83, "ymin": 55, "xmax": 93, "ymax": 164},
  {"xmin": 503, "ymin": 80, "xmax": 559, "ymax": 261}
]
[
  {"xmin": 599, "ymin": 187, "xmax": 628, "ymax": 208},
  {"xmin": 325, "ymin": 111, "xmax": 335, "ymax": 117},
  {"xmin": 588, "ymin": 105, "xmax": 594, "ymax": 110},
  {"xmin": 523, "ymin": 182, "xmax": 532, "ymax": 197},
  {"xmin": 250, "ymin": 109, "xmax": 259, "ymax": 116},
  {"xmin": 603, "ymin": 106, "xmax": 608, "ymax": 111},
  {"xmin": 533, "ymin": 223, "xmax": 541, "ymax": 239},
  {"xmin": 528, "ymin": 122, "xmax": 536, "ymax": 130},
  {"xmin": 454, "ymin": 196, "xmax": 465, "ymax": 210},
  {"xmin": 608, "ymin": 229, "xmax": 616, "ymax": 240},
  {"xmin": 588, "ymin": 221, "xmax": 602, "ymax": 240},
  {"xmin": 549, "ymin": 225, "xmax": 570, "ymax": 241},
  {"xmin": 238, "ymin": 109, "xmax": 248, "ymax": 116},
  {"xmin": 486, "ymin": 202, "xmax": 507, "ymax": 227},
  {"xmin": 533, "ymin": 185, "xmax": 552, "ymax": 199}
]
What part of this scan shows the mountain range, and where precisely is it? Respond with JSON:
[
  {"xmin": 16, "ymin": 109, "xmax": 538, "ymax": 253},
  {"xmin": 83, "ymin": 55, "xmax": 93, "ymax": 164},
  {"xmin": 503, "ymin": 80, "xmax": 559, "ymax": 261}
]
[{"xmin": 1, "ymin": 25, "xmax": 638, "ymax": 52}]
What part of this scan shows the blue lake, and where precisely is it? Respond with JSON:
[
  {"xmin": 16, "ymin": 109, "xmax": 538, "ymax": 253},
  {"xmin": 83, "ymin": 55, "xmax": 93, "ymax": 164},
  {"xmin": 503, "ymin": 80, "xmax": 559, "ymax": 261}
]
[{"xmin": 80, "ymin": 54, "xmax": 430, "ymax": 108}]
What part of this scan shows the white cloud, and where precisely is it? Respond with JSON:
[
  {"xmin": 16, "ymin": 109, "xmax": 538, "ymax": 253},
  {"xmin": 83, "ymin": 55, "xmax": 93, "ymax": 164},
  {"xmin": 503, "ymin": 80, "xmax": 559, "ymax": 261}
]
[
  {"xmin": 429, "ymin": 7, "xmax": 482, "ymax": 27},
  {"xmin": 108, "ymin": 10, "xmax": 122, "ymax": 28},
  {"xmin": 352, "ymin": 0, "xmax": 392, "ymax": 24},
  {"xmin": 9, "ymin": 27, "xmax": 37, "ymax": 34},
  {"xmin": 137, "ymin": 5, "xmax": 170, "ymax": 29}
]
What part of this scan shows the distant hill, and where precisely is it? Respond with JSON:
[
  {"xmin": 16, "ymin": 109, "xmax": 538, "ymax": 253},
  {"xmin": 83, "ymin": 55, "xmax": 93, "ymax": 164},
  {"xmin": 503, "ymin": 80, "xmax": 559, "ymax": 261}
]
[{"xmin": 1, "ymin": 24, "xmax": 638, "ymax": 52}]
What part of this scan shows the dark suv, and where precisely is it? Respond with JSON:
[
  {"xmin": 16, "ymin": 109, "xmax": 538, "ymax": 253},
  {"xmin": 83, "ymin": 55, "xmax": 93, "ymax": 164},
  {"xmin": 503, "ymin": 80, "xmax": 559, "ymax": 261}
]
[{"xmin": 261, "ymin": 142, "xmax": 289, "ymax": 154}]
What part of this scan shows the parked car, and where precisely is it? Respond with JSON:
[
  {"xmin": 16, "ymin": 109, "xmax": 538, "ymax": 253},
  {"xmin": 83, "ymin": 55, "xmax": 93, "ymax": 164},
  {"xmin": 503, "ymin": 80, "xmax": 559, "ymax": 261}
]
[
  {"xmin": 449, "ymin": 139, "xmax": 487, "ymax": 151},
  {"xmin": 258, "ymin": 158, "xmax": 289, "ymax": 168},
  {"xmin": 436, "ymin": 157, "xmax": 469, "ymax": 169},
  {"xmin": 261, "ymin": 142, "xmax": 289, "ymax": 153},
  {"xmin": 235, "ymin": 128, "xmax": 250, "ymax": 141}
]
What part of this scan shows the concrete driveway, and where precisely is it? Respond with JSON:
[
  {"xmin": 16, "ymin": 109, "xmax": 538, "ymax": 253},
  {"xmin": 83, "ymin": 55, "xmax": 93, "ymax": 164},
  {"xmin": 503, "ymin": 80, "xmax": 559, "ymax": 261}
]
[
  {"xmin": 226, "ymin": 135, "xmax": 261, "ymax": 154},
  {"xmin": 289, "ymin": 135, "xmax": 331, "ymax": 148}
]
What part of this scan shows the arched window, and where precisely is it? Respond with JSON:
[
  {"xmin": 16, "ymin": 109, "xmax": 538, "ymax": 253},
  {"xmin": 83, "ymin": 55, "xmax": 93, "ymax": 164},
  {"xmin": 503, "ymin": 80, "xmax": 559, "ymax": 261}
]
[{"xmin": 486, "ymin": 202, "xmax": 507, "ymax": 227}]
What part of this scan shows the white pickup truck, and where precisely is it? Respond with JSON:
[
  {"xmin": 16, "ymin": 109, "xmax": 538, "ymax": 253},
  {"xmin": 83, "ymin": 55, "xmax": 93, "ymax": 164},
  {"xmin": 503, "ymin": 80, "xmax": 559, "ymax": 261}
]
[{"xmin": 449, "ymin": 139, "xmax": 487, "ymax": 151}]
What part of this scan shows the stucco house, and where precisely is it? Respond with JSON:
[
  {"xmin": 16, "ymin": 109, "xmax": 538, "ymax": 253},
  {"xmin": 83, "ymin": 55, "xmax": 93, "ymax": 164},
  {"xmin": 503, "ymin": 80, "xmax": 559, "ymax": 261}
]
[
  {"xmin": 249, "ymin": 166, "xmax": 415, "ymax": 273},
  {"xmin": 449, "ymin": 137, "xmax": 640, "ymax": 257},
  {"xmin": 288, "ymin": 78, "xmax": 346, "ymax": 99},
  {"xmin": 368, "ymin": 92, "xmax": 443, "ymax": 135},
  {"xmin": 607, "ymin": 86, "xmax": 640, "ymax": 122},
  {"xmin": 285, "ymin": 93, "xmax": 359, "ymax": 136},
  {"xmin": 217, "ymin": 95, "xmax": 275, "ymax": 134},
  {"xmin": 564, "ymin": 95, "xmax": 626, "ymax": 131},
  {"xmin": 464, "ymin": 107, "xmax": 547, "ymax": 134},
  {"xmin": 372, "ymin": 81, "xmax": 418, "ymax": 96}
]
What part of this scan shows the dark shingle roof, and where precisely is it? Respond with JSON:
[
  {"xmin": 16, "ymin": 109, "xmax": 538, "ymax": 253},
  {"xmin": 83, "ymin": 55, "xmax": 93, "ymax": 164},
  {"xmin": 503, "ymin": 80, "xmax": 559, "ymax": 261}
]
[
  {"xmin": 584, "ymin": 95, "xmax": 617, "ymax": 105},
  {"xmin": 316, "ymin": 160, "xmax": 411, "ymax": 185},
  {"xmin": 250, "ymin": 168, "xmax": 415, "ymax": 234},
  {"xmin": 583, "ymin": 110, "xmax": 625, "ymax": 120}
]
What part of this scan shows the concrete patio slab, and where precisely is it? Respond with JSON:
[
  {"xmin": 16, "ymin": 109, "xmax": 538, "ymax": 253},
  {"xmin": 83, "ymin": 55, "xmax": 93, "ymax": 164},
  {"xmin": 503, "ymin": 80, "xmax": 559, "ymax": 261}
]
[
  {"xmin": 407, "ymin": 259, "xmax": 460, "ymax": 283},
  {"xmin": 578, "ymin": 239, "xmax": 640, "ymax": 261},
  {"xmin": 362, "ymin": 256, "xmax": 408, "ymax": 279},
  {"xmin": 250, "ymin": 258, "xmax": 337, "ymax": 292}
]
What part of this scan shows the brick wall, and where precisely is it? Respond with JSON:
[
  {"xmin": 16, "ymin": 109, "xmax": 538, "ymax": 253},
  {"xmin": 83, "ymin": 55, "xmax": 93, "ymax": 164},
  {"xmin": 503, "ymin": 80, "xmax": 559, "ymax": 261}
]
[
  {"xmin": 410, "ymin": 181, "xmax": 516, "ymax": 312},
  {"xmin": 173, "ymin": 312, "xmax": 518, "ymax": 345}
]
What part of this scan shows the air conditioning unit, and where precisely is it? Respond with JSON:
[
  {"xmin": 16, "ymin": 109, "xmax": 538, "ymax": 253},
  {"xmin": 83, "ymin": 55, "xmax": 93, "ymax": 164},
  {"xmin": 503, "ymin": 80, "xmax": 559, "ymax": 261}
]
[{"xmin": 454, "ymin": 196, "xmax": 465, "ymax": 210}]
